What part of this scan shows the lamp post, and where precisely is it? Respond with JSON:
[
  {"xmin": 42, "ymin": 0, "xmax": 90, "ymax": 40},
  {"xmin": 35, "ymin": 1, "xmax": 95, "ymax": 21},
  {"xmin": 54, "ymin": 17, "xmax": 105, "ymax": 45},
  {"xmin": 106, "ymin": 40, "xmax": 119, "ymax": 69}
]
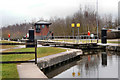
[
  {"xmin": 96, "ymin": 0, "xmax": 99, "ymax": 43},
  {"xmin": 77, "ymin": 23, "xmax": 80, "ymax": 43},
  {"xmin": 71, "ymin": 23, "xmax": 75, "ymax": 42}
]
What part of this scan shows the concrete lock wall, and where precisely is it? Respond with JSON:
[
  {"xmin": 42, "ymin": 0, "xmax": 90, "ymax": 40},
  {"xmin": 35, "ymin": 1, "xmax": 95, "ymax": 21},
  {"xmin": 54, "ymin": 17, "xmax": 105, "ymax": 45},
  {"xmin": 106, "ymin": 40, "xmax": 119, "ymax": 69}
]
[
  {"xmin": 106, "ymin": 46, "xmax": 120, "ymax": 52},
  {"xmin": 37, "ymin": 50, "xmax": 82, "ymax": 69}
]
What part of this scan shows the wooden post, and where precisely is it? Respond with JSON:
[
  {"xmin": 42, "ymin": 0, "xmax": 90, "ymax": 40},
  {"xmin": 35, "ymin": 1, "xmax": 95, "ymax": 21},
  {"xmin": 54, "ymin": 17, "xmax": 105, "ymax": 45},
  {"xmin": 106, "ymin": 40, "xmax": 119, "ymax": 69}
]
[{"xmin": 35, "ymin": 40, "xmax": 37, "ymax": 64}]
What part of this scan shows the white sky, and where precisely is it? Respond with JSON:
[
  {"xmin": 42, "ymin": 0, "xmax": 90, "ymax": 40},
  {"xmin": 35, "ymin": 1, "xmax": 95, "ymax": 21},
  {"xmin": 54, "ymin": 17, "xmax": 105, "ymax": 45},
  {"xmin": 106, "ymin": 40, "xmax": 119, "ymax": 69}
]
[{"xmin": 0, "ymin": 0, "xmax": 120, "ymax": 27}]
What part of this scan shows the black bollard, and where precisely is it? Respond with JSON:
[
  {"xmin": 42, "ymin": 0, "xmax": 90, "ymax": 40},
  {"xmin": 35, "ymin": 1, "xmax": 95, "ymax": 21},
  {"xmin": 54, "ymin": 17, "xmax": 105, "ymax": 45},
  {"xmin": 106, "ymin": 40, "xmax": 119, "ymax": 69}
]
[
  {"xmin": 118, "ymin": 27, "xmax": 120, "ymax": 30},
  {"xmin": 26, "ymin": 29, "xmax": 35, "ymax": 48},
  {"xmin": 101, "ymin": 28, "xmax": 107, "ymax": 44},
  {"xmin": 101, "ymin": 52, "xmax": 107, "ymax": 66},
  {"xmin": 29, "ymin": 29, "xmax": 34, "ymax": 41}
]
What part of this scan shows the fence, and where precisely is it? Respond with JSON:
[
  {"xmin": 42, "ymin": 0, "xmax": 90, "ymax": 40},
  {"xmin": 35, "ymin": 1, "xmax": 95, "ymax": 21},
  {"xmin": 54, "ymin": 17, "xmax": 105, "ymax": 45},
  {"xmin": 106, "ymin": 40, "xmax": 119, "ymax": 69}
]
[
  {"xmin": 45, "ymin": 35, "xmax": 98, "ymax": 44},
  {"xmin": 42, "ymin": 35, "xmax": 97, "ymax": 40},
  {"xmin": 0, "ymin": 40, "xmax": 37, "ymax": 64}
]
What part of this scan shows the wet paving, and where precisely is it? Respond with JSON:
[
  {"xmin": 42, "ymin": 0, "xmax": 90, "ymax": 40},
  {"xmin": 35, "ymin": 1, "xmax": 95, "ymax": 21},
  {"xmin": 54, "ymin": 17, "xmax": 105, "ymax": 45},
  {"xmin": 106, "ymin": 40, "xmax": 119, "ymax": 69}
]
[{"xmin": 42, "ymin": 49, "xmax": 120, "ymax": 79}]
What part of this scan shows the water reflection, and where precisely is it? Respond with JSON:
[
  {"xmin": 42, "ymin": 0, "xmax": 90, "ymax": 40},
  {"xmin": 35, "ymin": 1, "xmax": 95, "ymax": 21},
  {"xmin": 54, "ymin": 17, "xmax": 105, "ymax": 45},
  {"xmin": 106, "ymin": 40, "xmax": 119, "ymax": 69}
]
[
  {"xmin": 101, "ymin": 52, "xmax": 107, "ymax": 66},
  {"xmin": 42, "ymin": 50, "xmax": 119, "ymax": 78},
  {"xmin": 42, "ymin": 59, "xmax": 79, "ymax": 78}
]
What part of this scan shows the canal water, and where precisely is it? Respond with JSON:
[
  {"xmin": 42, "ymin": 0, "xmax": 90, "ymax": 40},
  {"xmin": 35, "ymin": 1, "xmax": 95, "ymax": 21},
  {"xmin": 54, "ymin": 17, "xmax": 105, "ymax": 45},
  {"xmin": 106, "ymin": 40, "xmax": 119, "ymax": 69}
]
[{"xmin": 42, "ymin": 49, "xmax": 120, "ymax": 79}]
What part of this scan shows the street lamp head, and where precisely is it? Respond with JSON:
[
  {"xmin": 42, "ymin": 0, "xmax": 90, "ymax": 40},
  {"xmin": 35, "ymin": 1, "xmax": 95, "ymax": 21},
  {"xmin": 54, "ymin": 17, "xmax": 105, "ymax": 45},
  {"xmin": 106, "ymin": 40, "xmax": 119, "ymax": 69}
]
[
  {"xmin": 77, "ymin": 23, "xmax": 80, "ymax": 27},
  {"xmin": 71, "ymin": 23, "xmax": 75, "ymax": 28}
]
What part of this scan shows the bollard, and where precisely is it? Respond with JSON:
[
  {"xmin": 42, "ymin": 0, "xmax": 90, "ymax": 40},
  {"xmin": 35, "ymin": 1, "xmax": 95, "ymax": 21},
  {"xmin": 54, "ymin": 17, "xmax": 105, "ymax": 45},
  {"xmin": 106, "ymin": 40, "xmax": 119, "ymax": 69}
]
[
  {"xmin": 26, "ymin": 29, "xmax": 35, "ymax": 48},
  {"xmin": 29, "ymin": 29, "xmax": 34, "ymax": 41},
  {"xmin": 118, "ymin": 27, "xmax": 120, "ymax": 30},
  {"xmin": 101, "ymin": 52, "xmax": 107, "ymax": 66},
  {"xmin": 101, "ymin": 28, "xmax": 107, "ymax": 44}
]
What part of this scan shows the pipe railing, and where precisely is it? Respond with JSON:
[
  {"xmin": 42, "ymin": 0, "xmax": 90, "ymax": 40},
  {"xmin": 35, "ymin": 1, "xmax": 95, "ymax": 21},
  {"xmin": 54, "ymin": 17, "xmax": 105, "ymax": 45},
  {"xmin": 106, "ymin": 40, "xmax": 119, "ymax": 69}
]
[{"xmin": 43, "ymin": 35, "xmax": 98, "ymax": 44}]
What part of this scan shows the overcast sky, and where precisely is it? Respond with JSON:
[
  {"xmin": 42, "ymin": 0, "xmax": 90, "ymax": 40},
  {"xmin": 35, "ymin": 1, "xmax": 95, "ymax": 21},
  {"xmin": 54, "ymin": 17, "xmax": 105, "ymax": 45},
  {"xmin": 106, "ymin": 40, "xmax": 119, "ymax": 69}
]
[{"xmin": 0, "ymin": 0, "xmax": 120, "ymax": 27}]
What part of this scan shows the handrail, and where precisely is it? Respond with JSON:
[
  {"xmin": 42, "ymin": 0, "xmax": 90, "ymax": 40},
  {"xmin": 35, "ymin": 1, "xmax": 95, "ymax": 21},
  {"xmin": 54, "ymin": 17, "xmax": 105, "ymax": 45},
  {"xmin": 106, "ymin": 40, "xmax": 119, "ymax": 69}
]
[
  {"xmin": 0, "ymin": 42, "xmax": 36, "ymax": 45},
  {"xmin": 0, "ymin": 52, "xmax": 35, "ymax": 55},
  {"xmin": 0, "ymin": 40, "xmax": 37, "ymax": 64}
]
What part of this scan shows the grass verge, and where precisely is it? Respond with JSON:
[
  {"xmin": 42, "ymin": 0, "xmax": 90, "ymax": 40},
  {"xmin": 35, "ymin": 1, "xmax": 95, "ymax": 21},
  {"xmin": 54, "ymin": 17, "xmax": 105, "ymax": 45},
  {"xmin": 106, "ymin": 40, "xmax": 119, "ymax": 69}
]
[
  {"xmin": 1, "ymin": 47, "xmax": 66, "ymax": 78},
  {"xmin": 107, "ymin": 41, "xmax": 120, "ymax": 44},
  {"xmin": 0, "ymin": 40, "xmax": 18, "ymax": 49},
  {"xmin": 0, "ymin": 40, "xmax": 18, "ymax": 43}
]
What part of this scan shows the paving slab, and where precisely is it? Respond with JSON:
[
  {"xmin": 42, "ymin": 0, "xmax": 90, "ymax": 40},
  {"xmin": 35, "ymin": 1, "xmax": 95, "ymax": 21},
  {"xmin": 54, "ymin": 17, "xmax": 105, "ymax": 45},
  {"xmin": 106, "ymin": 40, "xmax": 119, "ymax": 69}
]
[{"xmin": 17, "ymin": 63, "xmax": 47, "ymax": 78}]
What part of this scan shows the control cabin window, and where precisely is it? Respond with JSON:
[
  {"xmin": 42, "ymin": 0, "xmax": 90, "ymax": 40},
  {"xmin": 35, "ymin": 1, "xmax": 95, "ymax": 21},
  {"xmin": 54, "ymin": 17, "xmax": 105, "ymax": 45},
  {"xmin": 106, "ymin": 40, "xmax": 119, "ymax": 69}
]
[
  {"xmin": 47, "ymin": 25, "xmax": 49, "ymax": 28},
  {"xmin": 42, "ymin": 25, "xmax": 45, "ymax": 28},
  {"xmin": 36, "ymin": 25, "xmax": 40, "ymax": 33}
]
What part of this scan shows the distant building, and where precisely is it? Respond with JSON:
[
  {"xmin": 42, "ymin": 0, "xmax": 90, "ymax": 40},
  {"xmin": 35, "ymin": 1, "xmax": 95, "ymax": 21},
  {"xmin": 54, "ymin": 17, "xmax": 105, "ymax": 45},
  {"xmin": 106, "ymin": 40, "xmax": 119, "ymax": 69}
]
[{"xmin": 34, "ymin": 21, "xmax": 52, "ymax": 40}]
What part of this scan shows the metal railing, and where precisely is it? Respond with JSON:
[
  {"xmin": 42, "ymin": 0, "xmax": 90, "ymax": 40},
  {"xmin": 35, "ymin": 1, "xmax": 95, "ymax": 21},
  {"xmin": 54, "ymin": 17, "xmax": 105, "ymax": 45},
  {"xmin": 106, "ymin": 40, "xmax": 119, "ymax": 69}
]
[
  {"xmin": 0, "ymin": 40, "xmax": 37, "ymax": 64},
  {"xmin": 42, "ymin": 35, "xmax": 98, "ymax": 44}
]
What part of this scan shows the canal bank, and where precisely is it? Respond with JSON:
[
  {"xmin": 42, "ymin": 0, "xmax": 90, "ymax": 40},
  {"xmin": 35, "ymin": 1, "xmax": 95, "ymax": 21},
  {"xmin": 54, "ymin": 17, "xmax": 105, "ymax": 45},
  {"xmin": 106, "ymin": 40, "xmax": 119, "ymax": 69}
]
[
  {"xmin": 17, "ymin": 49, "xmax": 82, "ymax": 78},
  {"xmin": 37, "ymin": 49, "xmax": 82, "ymax": 69},
  {"xmin": 106, "ymin": 43, "xmax": 120, "ymax": 51},
  {"xmin": 98, "ymin": 43, "xmax": 120, "ymax": 52}
]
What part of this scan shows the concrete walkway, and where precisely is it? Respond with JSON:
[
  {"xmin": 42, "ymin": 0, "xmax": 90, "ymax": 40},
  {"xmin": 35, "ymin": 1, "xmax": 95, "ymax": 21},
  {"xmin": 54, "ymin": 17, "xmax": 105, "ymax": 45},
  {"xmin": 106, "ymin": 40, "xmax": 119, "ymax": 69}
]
[
  {"xmin": 97, "ymin": 43, "xmax": 120, "ymax": 46},
  {"xmin": 0, "ymin": 45, "xmax": 25, "ymax": 52},
  {"xmin": 17, "ymin": 63, "xmax": 47, "ymax": 78}
]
